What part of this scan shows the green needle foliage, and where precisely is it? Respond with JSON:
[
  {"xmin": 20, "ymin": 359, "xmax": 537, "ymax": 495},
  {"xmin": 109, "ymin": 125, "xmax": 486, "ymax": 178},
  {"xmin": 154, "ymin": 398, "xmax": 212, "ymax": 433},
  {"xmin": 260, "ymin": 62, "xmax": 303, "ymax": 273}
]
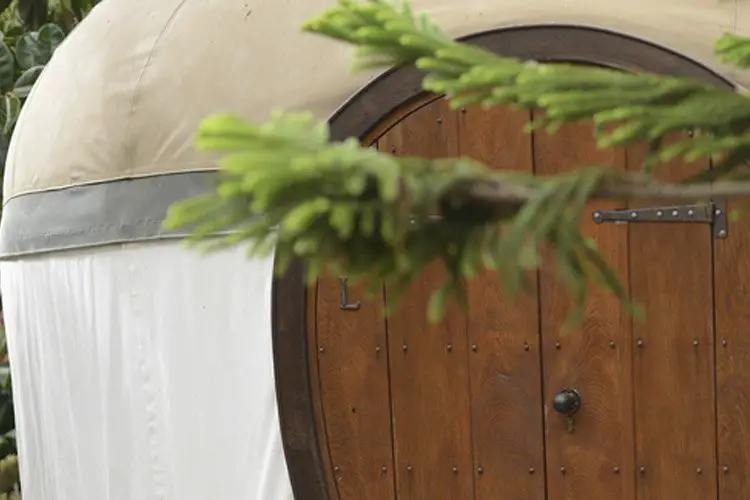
[{"xmin": 165, "ymin": 0, "xmax": 750, "ymax": 324}]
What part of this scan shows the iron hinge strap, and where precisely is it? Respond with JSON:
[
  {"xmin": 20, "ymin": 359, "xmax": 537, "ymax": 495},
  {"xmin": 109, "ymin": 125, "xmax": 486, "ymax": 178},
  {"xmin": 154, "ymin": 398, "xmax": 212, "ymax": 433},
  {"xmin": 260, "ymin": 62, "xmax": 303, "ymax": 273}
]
[{"xmin": 592, "ymin": 200, "xmax": 727, "ymax": 239}]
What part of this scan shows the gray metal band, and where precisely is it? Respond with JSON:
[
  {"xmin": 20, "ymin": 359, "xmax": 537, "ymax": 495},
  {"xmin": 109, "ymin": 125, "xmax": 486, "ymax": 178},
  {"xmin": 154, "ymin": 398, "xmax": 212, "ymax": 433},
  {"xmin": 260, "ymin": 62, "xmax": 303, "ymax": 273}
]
[{"xmin": 0, "ymin": 171, "xmax": 219, "ymax": 259}]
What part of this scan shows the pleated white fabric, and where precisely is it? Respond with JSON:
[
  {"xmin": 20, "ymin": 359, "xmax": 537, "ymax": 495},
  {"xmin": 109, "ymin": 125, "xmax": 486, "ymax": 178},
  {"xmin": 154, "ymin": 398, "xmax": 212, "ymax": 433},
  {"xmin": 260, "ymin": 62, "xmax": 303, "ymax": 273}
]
[{"xmin": 0, "ymin": 241, "xmax": 293, "ymax": 500}]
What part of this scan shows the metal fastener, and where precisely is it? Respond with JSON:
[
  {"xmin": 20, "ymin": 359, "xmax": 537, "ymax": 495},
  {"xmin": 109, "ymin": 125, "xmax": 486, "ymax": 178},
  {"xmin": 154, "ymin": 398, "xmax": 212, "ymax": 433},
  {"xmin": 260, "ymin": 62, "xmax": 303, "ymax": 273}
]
[
  {"xmin": 722, "ymin": 339, "xmax": 728, "ymax": 347},
  {"xmin": 716, "ymin": 208, "xmax": 723, "ymax": 216},
  {"xmin": 477, "ymin": 466, "xmax": 484, "ymax": 475},
  {"xmin": 402, "ymin": 344, "xmax": 408, "ymax": 352},
  {"xmin": 446, "ymin": 344, "xmax": 453, "ymax": 352},
  {"xmin": 318, "ymin": 346, "xmax": 325, "ymax": 353},
  {"xmin": 719, "ymin": 229, "xmax": 728, "ymax": 238},
  {"xmin": 613, "ymin": 465, "xmax": 620, "ymax": 474},
  {"xmin": 375, "ymin": 345, "xmax": 381, "ymax": 353},
  {"xmin": 334, "ymin": 466, "xmax": 340, "ymax": 472},
  {"xmin": 471, "ymin": 344, "xmax": 478, "ymax": 352},
  {"xmin": 656, "ymin": 210, "xmax": 663, "ymax": 218},
  {"xmin": 528, "ymin": 468, "xmax": 535, "ymax": 474},
  {"xmin": 555, "ymin": 342, "xmax": 561, "ymax": 350},
  {"xmin": 406, "ymin": 465, "xmax": 412, "ymax": 472},
  {"xmin": 461, "ymin": 107, "xmax": 467, "ymax": 113},
  {"xmin": 637, "ymin": 339, "xmax": 644, "ymax": 347},
  {"xmin": 524, "ymin": 343, "xmax": 530, "ymax": 351},
  {"xmin": 723, "ymin": 465, "xmax": 729, "ymax": 474},
  {"xmin": 381, "ymin": 465, "xmax": 387, "ymax": 474},
  {"xmin": 696, "ymin": 467, "xmax": 703, "ymax": 475},
  {"xmin": 609, "ymin": 340, "xmax": 616, "ymax": 348},
  {"xmin": 437, "ymin": 117, "xmax": 443, "ymax": 124},
  {"xmin": 560, "ymin": 466, "xmax": 566, "ymax": 474},
  {"xmin": 631, "ymin": 212, "xmax": 638, "ymax": 219},
  {"xmin": 639, "ymin": 466, "xmax": 646, "ymax": 474},
  {"xmin": 672, "ymin": 210, "xmax": 679, "ymax": 217},
  {"xmin": 688, "ymin": 209, "xmax": 695, "ymax": 217},
  {"xmin": 693, "ymin": 339, "xmax": 699, "ymax": 346},
  {"xmin": 452, "ymin": 466, "xmax": 458, "ymax": 473}
]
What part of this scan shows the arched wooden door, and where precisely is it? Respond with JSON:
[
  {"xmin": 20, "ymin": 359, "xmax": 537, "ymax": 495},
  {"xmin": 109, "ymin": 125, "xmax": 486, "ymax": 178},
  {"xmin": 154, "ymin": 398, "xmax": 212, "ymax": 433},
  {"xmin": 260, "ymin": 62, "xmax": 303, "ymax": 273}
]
[{"xmin": 272, "ymin": 26, "xmax": 750, "ymax": 500}]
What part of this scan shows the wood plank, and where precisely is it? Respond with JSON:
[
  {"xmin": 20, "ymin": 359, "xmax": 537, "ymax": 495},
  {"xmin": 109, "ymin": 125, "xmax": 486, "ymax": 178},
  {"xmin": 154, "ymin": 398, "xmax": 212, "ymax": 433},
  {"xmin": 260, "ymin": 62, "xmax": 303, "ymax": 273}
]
[
  {"xmin": 534, "ymin": 118, "xmax": 635, "ymax": 500},
  {"xmin": 307, "ymin": 281, "xmax": 341, "ymax": 500},
  {"xmin": 627, "ymin": 139, "xmax": 717, "ymax": 500},
  {"xmin": 715, "ymin": 187, "xmax": 750, "ymax": 496},
  {"xmin": 380, "ymin": 98, "xmax": 475, "ymax": 500},
  {"xmin": 315, "ymin": 272, "xmax": 395, "ymax": 499},
  {"xmin": 715, "ymin": 186, "xmax": 750, "ymax": 497},
  {"xmin": 458, "ymin": 103, "xmax": 546, "ymax": 499}
]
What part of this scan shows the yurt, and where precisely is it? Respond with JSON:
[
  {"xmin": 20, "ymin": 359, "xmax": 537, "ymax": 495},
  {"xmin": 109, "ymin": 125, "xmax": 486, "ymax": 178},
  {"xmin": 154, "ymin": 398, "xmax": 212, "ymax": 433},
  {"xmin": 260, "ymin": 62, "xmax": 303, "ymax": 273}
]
[{"xmin": 0, "ymin": 0, "xmax": 749, "ymax": 499}]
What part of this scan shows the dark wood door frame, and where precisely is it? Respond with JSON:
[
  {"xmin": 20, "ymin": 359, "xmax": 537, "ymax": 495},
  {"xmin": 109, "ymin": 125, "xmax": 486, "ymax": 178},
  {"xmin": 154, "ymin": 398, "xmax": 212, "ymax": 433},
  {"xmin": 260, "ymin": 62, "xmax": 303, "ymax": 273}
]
[{"xmin": 271, "ymin": 24, "xmax": 734, "ymax": 500}]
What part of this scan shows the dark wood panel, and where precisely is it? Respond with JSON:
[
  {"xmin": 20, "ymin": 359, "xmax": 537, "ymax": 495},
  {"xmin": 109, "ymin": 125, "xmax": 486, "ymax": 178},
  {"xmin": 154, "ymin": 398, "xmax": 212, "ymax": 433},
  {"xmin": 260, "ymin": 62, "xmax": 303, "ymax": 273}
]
[
  {"xmin": 316, "ymin": 274, "xmax": 395, "ymax": 499},
  {"xmin": 715, "ymin": 194, "xmax": 750, "ymax": 497},
  {"xmin": 380, "ymin": 98, "xmax": 474, "ymax": 500},
  {"xmin": 307, "ymin": 281, "xmax": 341, "ymax": 499},
  {"xmin": 627, "ymin": 140, "xmax": 717, "ymax": 500},
  {"xmin": 458, "ymin": 104, "xmax": 546, "ymax": 499},
  {"xmin": 534, "ymin": 119, "xmax": 635, "ymax": 500}
]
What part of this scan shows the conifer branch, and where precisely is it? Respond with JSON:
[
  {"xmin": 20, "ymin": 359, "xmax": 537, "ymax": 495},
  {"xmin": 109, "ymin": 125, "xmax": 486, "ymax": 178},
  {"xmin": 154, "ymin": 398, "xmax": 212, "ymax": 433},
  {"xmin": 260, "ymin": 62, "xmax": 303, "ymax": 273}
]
[
  {"xmin": 164, "ymin": 112, "xmax": 750, "ymax": 325},
  {"xmin": 304, "ymin": 0, "xmax": 750, "ymax": 179},
  {"xmin": 165, "ymin": 1, "xmax": 750, "ymax": 324}
]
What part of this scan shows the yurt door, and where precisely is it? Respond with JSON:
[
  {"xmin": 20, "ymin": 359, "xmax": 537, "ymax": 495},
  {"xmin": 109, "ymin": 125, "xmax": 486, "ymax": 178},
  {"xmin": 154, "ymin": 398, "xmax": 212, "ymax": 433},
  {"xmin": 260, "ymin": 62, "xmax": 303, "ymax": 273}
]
[{"xmin": 306, "ymin": 95, "xmax": 742, "ymax": 500}]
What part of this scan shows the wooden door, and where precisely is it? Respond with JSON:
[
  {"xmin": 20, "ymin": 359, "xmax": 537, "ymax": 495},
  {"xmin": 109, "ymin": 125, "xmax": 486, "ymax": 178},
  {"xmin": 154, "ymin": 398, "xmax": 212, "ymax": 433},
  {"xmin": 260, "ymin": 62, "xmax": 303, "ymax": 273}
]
[{"xmin": 306, "ymin": 95, "xmax": 750, "ymax": 500}]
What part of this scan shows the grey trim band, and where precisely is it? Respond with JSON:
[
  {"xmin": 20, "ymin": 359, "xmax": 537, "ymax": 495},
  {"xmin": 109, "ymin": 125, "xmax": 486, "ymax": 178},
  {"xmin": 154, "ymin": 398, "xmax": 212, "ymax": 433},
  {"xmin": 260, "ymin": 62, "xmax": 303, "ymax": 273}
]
[{"xmin": 0, "ymin": 171, "xmax": 218, "ymax": 259}]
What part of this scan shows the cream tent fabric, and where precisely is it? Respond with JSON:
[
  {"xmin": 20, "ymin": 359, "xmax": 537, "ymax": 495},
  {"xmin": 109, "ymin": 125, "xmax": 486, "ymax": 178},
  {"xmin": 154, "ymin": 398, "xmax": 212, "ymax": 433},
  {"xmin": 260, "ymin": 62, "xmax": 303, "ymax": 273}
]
[
  {"xmin": 0, "ymin": 0, "xmax": 747, "ymax": 499},
  {"xmin": 2, "ymin": 0, "xmax": 747, "ymax": 199}
]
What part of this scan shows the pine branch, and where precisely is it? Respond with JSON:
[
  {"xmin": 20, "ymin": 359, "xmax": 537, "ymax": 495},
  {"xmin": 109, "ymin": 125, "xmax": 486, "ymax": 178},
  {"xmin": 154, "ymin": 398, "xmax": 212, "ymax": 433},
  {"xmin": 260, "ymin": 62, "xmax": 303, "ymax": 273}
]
[
  {"xmin": 165, "ymin": 2, "xmax": 750, "ymax": 324},
  {"xmin": 164, "ymin": 112, "xmax": 750, "ymax": 324},
  {"xmin": 304, "ymin": 0, "xmax": 750, "ymax": 179}
]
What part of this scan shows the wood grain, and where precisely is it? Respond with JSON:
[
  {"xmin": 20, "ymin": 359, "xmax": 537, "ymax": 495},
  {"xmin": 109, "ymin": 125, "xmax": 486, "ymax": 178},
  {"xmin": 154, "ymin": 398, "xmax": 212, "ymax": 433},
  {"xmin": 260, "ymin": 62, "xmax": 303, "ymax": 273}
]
[
  {"xmin": 315, "ymin": 272, "xmax": 395, "ymax": 499},
  {"xmin": 307, "ymin": 281, "xmax": 341, "ymax": 500},
  {"xmin": 381, "ymin": 98, "xmax": 475, "ymax": 500},
  {"xmin": 534, "ymin": 118, "xmax": 635, "ymax": 500},
  {"xmin": 458, "ymin": 103, "xmax": 546, "ymax": 499},
  {"xmin": 715, "ymin": 189, "xmax": 750, "ymax": 497},
  {"xmin": 627, "ymin": 140, "xmax": 717, "ymax": 500}
]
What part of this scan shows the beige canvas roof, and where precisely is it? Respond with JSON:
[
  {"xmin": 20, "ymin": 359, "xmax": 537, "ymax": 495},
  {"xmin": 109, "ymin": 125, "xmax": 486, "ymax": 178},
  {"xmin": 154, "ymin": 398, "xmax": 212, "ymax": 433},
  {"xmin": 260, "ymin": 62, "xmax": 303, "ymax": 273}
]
[{"xmin": 3, "ymin": 0, "xmax": 747, "ymax": 201}]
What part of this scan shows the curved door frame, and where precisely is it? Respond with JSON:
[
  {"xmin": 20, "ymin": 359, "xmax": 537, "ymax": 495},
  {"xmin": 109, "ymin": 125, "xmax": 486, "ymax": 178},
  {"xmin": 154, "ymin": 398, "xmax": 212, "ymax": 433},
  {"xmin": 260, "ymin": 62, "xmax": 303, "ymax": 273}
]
[{"xmin": 271, "ymin": 24, "xmax": 734, "ymax": 500}]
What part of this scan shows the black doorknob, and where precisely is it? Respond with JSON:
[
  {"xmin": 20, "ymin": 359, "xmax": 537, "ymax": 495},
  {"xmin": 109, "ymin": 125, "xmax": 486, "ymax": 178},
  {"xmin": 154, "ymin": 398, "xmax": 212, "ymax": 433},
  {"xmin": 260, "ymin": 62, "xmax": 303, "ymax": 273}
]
[{"xmin": 553, "ymin": 389, "xmax": 582, "ymax": 415}]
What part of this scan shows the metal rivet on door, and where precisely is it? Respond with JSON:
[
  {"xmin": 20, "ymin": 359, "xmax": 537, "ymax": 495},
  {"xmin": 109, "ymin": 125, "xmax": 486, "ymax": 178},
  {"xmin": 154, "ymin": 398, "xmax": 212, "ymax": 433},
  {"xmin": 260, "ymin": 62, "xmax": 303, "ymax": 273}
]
[
  {"xmin": 471, "ymin": 344, "xmax": 478, "ymax": 352},
  {"xmin": 696, "ymin": 468, "xmax": 703, "ymax": 475},
  {"xmin": 637, "ymin": 339, "xmax": 644, "ymax": 347},
  {"xmin": 560, "ymin": 466, "xmax": 566, "ymax": 474},
  {"xmin": 723, "ymin": 465, "xmax": 729, "ymax": 474},
  {"xmin": 381, "ymin": 465, "xmax": 387, "ymax": 474},
  {"xmin": 524, "ymin": 343, "xmax": 530, "ymax": 351},
  {"xmin": 477, "ymin": 466, "xmax": 484, "ymax": 475},
  {"xmin": 402, "ymin": 344, "xmax": 408, "ymax": 352},
  {"xmin": 446, "ymin": 344, "xmax": 453, "ymax": 352},
  {"xmin": 613, "ymin": 465, "xmax": 620, "ymax": 474},
  {"xmin": 555, "ymin": 342, "xmax": 561, "ymax": 350},
  {"xmin": 528, "ymin": 468, "xmax": 535, "ymax": 474},
  {"xmin": 609, "ymin": 340, "xmax": 616, "ymax": 348},
  {"xmin": 639, "ymin": 466, "xmax": 646, "ymax": 474},
  {"xmin": 693, "ymin": 339, "xmax": 699, "ymax": 346},
  {"xmin": 452, "ymin": 466, "xmax": 458, "ymax": 474},
  {"xmin": 318, "ymin": 346, "xmax": 325, "ymax": 353}
]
